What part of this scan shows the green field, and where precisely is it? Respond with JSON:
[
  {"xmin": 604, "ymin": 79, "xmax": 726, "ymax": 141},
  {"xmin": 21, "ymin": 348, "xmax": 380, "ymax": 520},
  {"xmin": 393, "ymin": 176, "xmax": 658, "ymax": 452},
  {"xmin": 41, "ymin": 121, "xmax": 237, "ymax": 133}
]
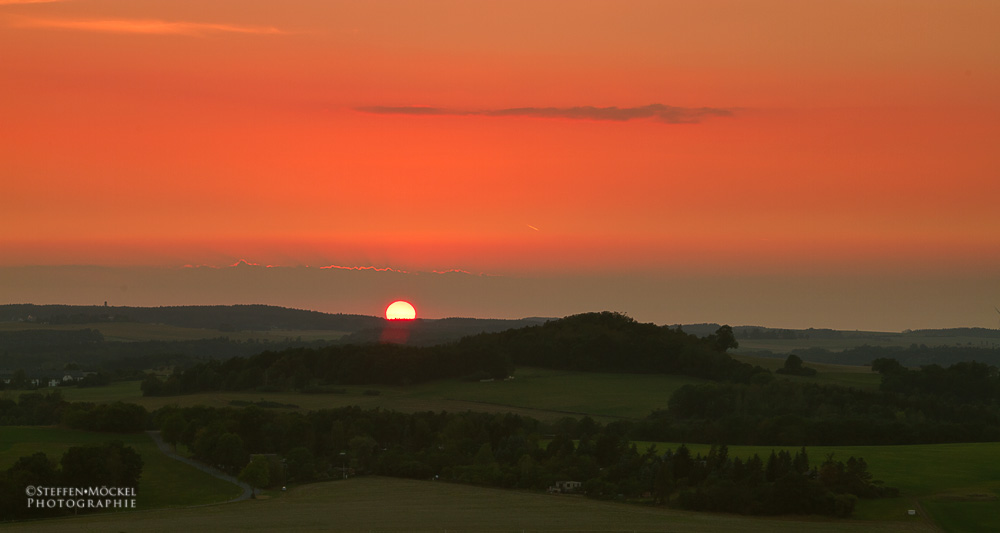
[
  {"xmin": 0, "ymin": 427, "xmax": 242, "ymax": 509},
  {"xmin": 0, "ymin": 321, "xmax": 345, "ymax": 343},
  {"xmin": 49, "ymin": 367, "xmax": 705, "ymax": 421},
  {"xmin": 732, "ymin": 354, "xmax": 880, "ymax": 389},
  {"xmin": 637, "ymin": 441, "xmax": 1000, "ymax": 532},
  {"xmin": 0, "ymin": 475, "xmax": 936, "ymax": 533}
]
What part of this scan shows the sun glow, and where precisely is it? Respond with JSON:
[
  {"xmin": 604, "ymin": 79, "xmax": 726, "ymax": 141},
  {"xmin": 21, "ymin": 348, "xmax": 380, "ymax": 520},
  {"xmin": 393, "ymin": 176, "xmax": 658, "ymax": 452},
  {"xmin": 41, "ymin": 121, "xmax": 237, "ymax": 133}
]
[{"xmin": 385, "ymin": 300, "xmax": 416, "ymax": 320}]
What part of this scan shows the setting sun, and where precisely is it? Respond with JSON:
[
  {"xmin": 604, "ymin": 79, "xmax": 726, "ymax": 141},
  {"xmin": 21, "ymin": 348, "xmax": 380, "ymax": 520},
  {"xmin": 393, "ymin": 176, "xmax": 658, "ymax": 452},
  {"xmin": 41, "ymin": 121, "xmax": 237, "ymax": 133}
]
[{"xmin": 385, "ymin": 300, "xmax": 416, "ymax": 320}]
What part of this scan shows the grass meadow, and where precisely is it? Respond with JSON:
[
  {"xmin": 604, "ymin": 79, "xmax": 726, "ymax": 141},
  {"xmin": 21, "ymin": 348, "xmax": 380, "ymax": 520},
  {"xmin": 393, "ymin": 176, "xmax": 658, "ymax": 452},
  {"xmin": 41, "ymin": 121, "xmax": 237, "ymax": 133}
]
[
  {"xmin": 0, "ymin": 475, "xmax": 937, "ymax": 533},
  {"xmin": 0, "ymin": 427, "xmax": 242, "ymax": 509}
]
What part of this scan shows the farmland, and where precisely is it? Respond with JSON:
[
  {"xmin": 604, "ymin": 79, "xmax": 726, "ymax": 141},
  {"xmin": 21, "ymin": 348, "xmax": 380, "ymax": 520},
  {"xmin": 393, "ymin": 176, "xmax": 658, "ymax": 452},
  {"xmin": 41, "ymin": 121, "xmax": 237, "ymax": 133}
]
[
  {"xmin": 48, "ymin": 367, "xmax": 707, "ymax": 422},
  {"xmin": 3, "ymin": 425, "xmax": 998, "ymax": 531},
  {"xmin": 730, "ymin": 354, "xmax": 880, "ymax": 389}
]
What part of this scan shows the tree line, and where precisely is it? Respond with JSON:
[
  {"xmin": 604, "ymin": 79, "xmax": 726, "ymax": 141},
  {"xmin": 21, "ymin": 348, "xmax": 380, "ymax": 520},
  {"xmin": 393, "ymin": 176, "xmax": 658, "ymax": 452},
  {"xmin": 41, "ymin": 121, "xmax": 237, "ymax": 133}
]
[
  {"xmin": 667, "ymin": 445, "xmax": 894, "ymax": 516},
  {"xmin": 0, "ymin": 390, "xmax": 146, "ymax": 432},
  {"xmin": 634, "ymin": 357, "xmax": 1000, "ymax": 445},
  {"xmin": 140, "ymin": 340, "xmax": 514, "ymax": 395},
  {"xmin": 873, "ymin": 358, "xmax": 1000, "ymax": 402}
]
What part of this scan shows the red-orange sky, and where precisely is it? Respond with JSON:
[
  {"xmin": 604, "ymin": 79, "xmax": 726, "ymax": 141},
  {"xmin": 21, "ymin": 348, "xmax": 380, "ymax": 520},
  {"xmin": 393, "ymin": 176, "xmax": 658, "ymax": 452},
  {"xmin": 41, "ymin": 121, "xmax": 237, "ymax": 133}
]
[{"xmin": 2, "ymin": 0, "xmax": 998, "ymax": 329}]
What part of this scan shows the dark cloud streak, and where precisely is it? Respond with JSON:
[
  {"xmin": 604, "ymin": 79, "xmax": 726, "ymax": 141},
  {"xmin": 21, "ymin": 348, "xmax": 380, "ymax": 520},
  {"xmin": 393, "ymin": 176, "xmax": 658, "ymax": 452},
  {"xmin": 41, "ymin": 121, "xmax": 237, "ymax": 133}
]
[{"xmin": 355, "ymin": 104, "xmax": 732, "ymax": 124}]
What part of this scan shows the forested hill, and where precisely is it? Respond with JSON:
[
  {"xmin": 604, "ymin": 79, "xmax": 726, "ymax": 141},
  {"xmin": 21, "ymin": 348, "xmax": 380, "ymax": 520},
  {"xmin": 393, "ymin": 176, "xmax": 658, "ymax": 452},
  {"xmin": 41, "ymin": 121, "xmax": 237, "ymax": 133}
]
[
  {"xmin": 458, "ymin": 312, "xmax": 763, "ymax": 382},
  {"xmin": 143, "ymin": 312, "xmax": 765, "ymax": 394}
]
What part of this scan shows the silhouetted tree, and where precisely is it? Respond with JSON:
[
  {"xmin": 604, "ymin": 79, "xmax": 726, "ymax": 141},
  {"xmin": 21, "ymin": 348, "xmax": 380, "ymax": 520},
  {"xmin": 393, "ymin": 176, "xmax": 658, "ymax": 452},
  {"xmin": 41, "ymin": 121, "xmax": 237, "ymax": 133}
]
[{"xmin": 238, "ymin": 456, "xmax": 270, "ymax": 498}]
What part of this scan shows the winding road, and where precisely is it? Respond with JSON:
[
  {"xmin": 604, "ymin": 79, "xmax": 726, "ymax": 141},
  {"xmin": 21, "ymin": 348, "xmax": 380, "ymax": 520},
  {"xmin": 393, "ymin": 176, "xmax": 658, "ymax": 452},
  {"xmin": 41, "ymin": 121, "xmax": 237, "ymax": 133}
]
[{"xmin": 145, "ymin": 430, "xmax": 253, "ymax": 503}]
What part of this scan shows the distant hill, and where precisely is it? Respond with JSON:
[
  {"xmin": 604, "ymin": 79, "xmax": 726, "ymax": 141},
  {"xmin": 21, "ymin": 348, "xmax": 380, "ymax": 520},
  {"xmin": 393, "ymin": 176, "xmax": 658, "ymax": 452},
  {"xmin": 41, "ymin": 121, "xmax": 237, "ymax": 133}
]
[
  {"xmin": 0, "ymin": 303, "xmax": 382, "ymax": 332},
  {"xmin": 0, "ymin": 305, "xmax": 554, "ymax": 370},
  {"xmin": 0, "ymin": 304, "xmax": 552, "ymax": 345},
  {"xmin": 4, "ymin": 304, "xmax": 998, "ymax": 370},
  {"xmin": 6, "ymin": 304, "xmax": 994, "ymax": 341},
  {"xmin": 679, "ymin": 323, "xmax": 879, "ymax": 340},
  {"xmin": 727, "ymin": 324, "xmax": 1000, "ymax": 341},
  {"xmin": 782, "ymin": 344, "xmax": 1000, "ymax": 368}
]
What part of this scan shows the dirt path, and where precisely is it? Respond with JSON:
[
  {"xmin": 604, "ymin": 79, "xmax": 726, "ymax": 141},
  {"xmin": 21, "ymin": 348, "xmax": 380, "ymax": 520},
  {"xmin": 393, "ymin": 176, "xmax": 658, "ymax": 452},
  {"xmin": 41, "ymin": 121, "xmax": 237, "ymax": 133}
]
[
  {"xmin": 145, "ymin": 430, "xmax": 253, "ymax": 503},
  {"xmin": 912, "ymin": 499, "xmax": 945, "ymax": 532}
]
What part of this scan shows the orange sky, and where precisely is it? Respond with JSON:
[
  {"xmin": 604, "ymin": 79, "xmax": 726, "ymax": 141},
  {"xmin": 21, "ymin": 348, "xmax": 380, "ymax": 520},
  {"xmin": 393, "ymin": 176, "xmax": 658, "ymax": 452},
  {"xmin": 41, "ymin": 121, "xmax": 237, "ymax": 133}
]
[{"xmin": 1, "ymin": 0, "xmax": 998, "ymax": 328}]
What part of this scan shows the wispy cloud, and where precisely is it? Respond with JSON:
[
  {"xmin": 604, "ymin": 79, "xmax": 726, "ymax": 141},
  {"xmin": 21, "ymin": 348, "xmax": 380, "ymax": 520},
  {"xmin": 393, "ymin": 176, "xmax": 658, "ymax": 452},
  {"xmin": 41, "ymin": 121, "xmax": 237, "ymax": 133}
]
[
  {"xmin": 319, "ymin": 265, "xmax": 411, "ymax": 274},
  {"xmin": 0, "ymin": 0, "xmax": 68, "ymax": 5},
  {"xmin": 9, "ymin": 16, "xmax": 286, "ymax": 36},
  {"xmin": 182, "ymin": 262, "xmax": 483, "ymax": 276},
  {"xmin": 355, "ymin": 104, "xmax": 733, "ymax": 124}
]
